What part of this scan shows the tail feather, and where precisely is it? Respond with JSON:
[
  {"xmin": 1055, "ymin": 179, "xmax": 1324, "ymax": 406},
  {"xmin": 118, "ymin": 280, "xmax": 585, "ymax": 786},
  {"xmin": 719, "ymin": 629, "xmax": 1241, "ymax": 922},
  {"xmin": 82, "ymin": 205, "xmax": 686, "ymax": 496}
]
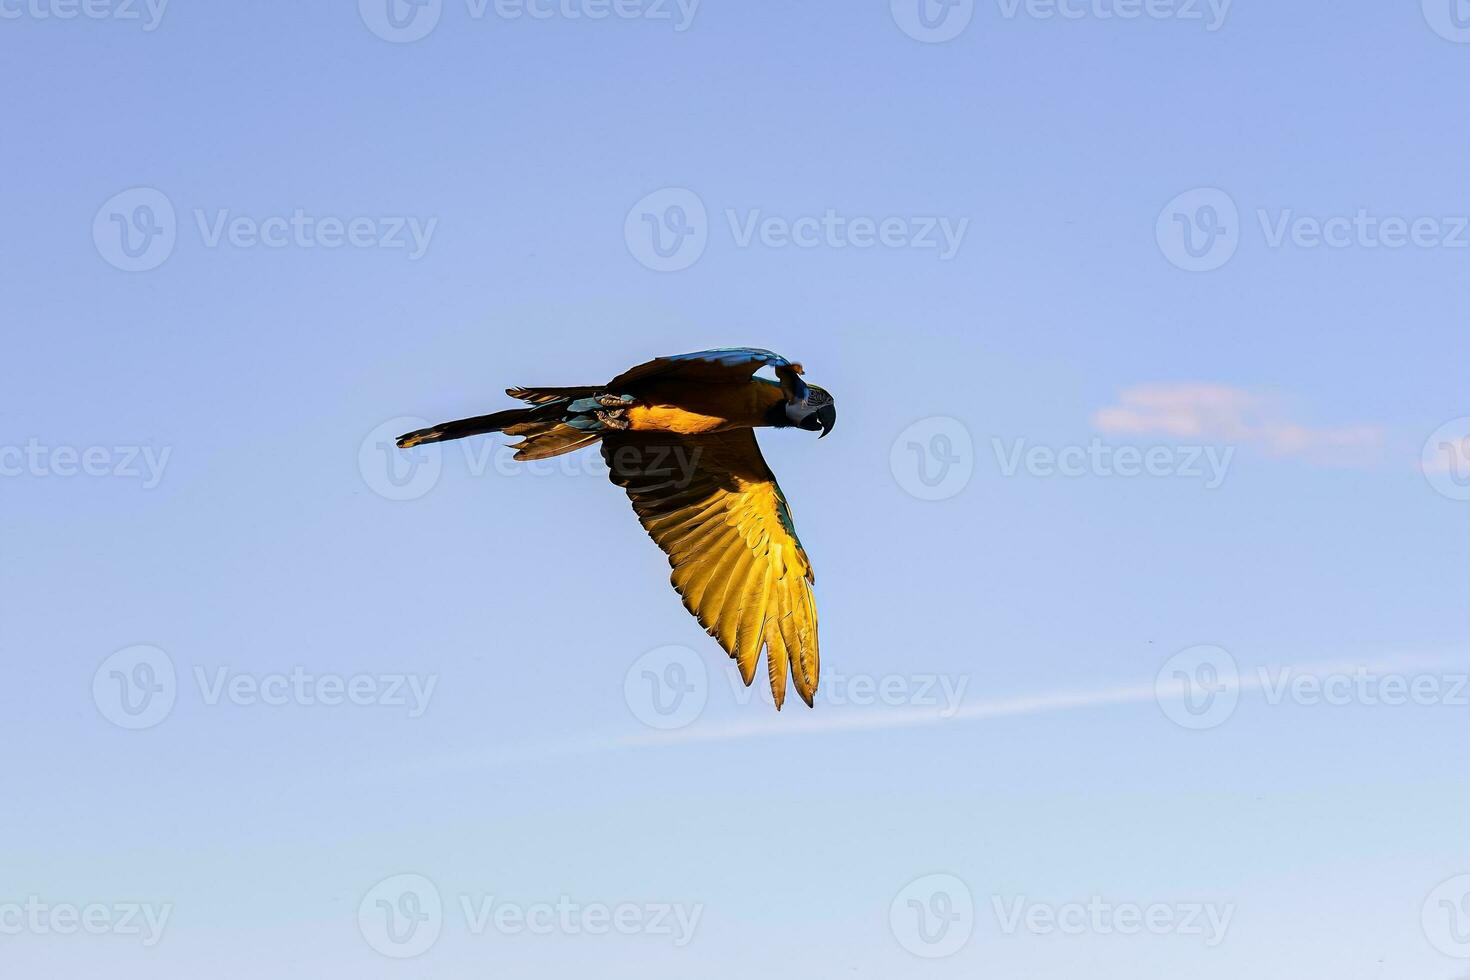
[
  {"xmin": 506, "ymin": 385, "xmax": 599, "ymax": 405},
  {"xmin": 395, "ymin": 390, "xmax": 614, "ymax": 461},
  {"xmin": 506, "ymin": 423, "xmax": 603, "ymax": 460},
  {"xmin": 396, "ymin": 407, "xmax": 551, "ymax": 449}
]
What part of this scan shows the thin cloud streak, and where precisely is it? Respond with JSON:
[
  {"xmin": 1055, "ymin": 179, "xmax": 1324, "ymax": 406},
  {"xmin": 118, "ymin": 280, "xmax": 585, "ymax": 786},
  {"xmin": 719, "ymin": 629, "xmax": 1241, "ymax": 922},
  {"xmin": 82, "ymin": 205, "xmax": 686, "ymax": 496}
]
[
  {"xmin": 616, "ymin": 681, "xmax": 1160, "ymax": 745},
  {"xmin": 625, "ymin": 653, "xmax": 1469, "ymax": 747},
  {"xmin": 1093, "ymin": 384, "xmax": 1384, "ymax": 465},
  {"xmin": 382, "ymin": 654, "xmax": 1470, "ymax": 776}
]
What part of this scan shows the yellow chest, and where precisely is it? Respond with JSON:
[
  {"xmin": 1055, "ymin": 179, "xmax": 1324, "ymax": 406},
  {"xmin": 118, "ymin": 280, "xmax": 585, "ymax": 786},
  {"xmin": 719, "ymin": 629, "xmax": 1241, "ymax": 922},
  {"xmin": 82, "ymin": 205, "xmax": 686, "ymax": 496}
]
[
  {"xmin": 627, "ymin": 404, "xmax": 728, "ymax": 434},
  {"xmin": 625, "ymin": 382, "xmax": 782, "ymax": 435}
]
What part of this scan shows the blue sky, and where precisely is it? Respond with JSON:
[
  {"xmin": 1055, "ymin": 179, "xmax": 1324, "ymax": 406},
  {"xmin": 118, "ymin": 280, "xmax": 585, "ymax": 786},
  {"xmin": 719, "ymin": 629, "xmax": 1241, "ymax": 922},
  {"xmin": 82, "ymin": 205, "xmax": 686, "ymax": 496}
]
[{"xmin": 3, "ymin": 1, "xmax": 1470, "ymax": 977}]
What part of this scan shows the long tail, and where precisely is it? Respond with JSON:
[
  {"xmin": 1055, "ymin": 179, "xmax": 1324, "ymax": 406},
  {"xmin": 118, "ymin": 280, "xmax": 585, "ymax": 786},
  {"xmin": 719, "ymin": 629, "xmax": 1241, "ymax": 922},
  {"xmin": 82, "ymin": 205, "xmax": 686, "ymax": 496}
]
[
  {"xmin": 396, "ymin": 386, "xmax": 615, "ymax": 461},
  {"xmin": 396, "ymin": 407, "xmax": 539, "ymax": 449}
]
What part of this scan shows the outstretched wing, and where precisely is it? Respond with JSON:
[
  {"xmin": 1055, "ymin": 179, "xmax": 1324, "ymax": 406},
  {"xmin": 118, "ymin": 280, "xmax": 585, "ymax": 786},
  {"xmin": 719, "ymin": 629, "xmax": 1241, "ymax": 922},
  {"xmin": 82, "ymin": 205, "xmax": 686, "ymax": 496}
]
[
  {"xmin": 602, "ymin": 428, "xmax": 819, "ymax": 708},
  {"xmin": 607, "ymin": 348, "xmax": 810, "ymax": 402}
]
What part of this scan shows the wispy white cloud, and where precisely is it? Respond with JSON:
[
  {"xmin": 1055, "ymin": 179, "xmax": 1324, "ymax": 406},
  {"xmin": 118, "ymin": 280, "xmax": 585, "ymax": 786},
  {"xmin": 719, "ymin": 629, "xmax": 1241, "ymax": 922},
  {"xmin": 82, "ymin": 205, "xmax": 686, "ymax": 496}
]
[
  {"xmin": 1092, "ymin": 384, "xmax": 1383, "ymax": 465},
  {"xmin": 616, "ymin": 682, "xmax": 1160, "ymax": 745},
  {"xmin": 374, "ymin": 654, "xmax": 1468, "ymax": 774},
  {"xmin": 626, "ymin": 652, "xmax": 1467, "ymax": 747}
]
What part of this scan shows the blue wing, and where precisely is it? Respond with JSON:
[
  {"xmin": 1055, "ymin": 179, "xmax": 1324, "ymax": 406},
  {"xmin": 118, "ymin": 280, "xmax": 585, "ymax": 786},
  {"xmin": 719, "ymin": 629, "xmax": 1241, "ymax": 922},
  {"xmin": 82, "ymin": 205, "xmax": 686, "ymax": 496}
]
[{"xmin": 607, "ymin": 348, "xmax": 809, "ymax": 399}]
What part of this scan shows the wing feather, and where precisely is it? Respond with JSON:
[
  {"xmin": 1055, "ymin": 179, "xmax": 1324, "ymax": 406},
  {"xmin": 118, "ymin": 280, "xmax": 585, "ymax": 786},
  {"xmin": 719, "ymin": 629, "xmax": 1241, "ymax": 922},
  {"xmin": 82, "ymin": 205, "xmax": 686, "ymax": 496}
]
[
  {"xmin": 605, "ymin": 348, "xmax": 809, "ymax": 401},
  {"xmin": 708, "ymin": 549, "xmax": 755, "ymax": 654},
  {"xmin": 606, "ymin": 348, "xmax": 786, "ymax": 387},
  {"xmin": 686, "ymin": 533, "xmax": 746, "ymax": 615},
  {"xmin": 734, "ymin": 560, "xmax": 773, "ymax": 687},
  {"xmin": 602, "ymin": 429, "xmax": 819, "ymax": 708}
]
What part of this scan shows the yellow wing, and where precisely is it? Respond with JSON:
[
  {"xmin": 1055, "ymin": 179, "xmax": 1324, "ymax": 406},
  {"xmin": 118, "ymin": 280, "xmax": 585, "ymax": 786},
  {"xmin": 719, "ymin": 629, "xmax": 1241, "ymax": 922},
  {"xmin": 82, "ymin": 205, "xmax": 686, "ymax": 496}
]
[{"xmin": 602, "ymin": 429, "xmax": 819, "ymax": 709}]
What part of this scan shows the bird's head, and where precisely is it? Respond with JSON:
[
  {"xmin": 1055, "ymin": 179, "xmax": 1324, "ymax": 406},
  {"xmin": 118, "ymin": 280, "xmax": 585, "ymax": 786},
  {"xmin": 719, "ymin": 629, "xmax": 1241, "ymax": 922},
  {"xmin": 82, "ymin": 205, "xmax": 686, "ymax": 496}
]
[{"xmin": 785, "ymin": 385, "xmax": 837, "ymax": 438}]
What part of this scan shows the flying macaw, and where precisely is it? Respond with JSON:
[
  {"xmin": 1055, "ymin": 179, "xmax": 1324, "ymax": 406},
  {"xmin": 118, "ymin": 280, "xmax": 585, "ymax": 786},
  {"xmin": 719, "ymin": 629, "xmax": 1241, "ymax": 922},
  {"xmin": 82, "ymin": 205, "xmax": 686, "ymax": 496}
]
[{"xmin": 397, "ymin": 348, "xmax": 837, "ymax": 709}]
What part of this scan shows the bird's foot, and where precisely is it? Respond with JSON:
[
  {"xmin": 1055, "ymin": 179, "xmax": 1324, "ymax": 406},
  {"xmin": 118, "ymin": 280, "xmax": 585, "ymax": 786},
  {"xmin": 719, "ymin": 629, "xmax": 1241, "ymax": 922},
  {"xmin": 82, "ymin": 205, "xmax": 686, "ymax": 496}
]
[{"xmin": 595, "ymin": 410, "xmax": 630, "ymax": 430}]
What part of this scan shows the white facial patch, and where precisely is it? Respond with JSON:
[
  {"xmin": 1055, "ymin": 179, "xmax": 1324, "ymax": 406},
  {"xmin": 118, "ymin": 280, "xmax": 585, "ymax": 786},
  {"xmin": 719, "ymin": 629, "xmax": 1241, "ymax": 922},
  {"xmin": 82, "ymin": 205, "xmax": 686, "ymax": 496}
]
[{"xmin": 785, "ymin": 402, "xmax": 816, "ymax": 424}]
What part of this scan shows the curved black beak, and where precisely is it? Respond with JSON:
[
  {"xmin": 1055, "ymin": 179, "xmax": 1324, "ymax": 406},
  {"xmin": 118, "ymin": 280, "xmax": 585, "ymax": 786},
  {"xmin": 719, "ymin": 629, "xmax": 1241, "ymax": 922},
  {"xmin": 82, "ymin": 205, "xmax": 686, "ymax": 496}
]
[{"xmin": 815, "ymin": 403, "xmax": 836, "ymax": 438}]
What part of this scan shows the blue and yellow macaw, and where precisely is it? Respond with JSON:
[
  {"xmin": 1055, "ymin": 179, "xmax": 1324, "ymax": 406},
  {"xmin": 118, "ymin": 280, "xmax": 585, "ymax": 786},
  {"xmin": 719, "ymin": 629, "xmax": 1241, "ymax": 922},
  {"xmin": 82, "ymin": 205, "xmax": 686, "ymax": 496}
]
[{"xmin": 397, "ymin": 348, "xmax": 837, "ymax": 709}]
